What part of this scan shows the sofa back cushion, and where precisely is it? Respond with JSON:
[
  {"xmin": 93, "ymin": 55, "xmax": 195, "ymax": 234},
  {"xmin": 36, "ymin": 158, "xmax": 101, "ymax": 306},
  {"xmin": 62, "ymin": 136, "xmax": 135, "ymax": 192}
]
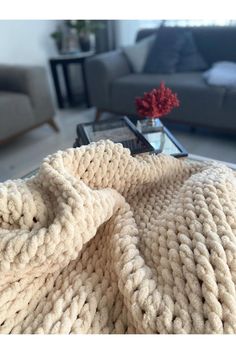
[
  {"xmin": 123, "ymin": 34, "xmax": 155, "ymax": 73},
  {"xmin": 143, "ymin": 27, "xmax": 187, "ymax": 74},
  {"xmin": 136, "ymin": 26, "xmax": 236, "ymax": 65},
  {"xmin": 176, "ymin": 31, "xmax": 208, "ymax": 72}
]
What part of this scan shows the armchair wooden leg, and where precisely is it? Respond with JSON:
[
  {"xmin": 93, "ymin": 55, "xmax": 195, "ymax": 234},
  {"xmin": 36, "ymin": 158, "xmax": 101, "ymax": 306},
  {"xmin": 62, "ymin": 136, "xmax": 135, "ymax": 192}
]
[
  {"xmin": 95, "ymin": 109, "xmax": 103, "ymax": 122},
  {"xmin": 48, "ymin": 119, "xmax": 60, "ymax": 132}
]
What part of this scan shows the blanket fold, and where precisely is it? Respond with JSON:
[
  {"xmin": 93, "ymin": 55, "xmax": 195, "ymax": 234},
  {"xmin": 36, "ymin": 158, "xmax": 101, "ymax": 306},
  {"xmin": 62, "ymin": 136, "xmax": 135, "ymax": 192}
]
[{"xmin": 0, "ymin": 140, "xmax": 236, "ymax": 334}]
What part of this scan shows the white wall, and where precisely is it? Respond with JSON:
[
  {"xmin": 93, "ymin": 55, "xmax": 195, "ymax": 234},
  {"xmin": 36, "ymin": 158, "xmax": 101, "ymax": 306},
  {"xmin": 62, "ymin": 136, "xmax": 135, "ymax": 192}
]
[
  {"xmin": 115, "ymin": 20, "xmax": 236, "ymax": 47},
  {"xmin": 0, "ymin": 20, "xmax": 58, "ymax": 66},
  {"xmin": 0, "ymin": 20, "xmax": 59, "ymax": 103},
  {"xmin": 115, "ymin": 21, "xmax": 141, "ymax": 47}
]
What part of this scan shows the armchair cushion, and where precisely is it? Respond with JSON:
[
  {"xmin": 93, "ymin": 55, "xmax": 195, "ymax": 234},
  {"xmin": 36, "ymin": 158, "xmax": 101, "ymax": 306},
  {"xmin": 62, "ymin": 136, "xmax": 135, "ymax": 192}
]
[{"xmin": 0, "ymin": 65, "xmax": 54, "ymax": 123}]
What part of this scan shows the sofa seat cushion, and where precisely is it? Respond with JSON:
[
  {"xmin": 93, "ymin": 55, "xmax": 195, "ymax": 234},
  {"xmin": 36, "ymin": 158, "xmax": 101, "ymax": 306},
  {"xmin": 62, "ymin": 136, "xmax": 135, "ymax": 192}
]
[
  {"xmin": 0, "ymin": 92, "xmax": 35, "ymax": 141},
  {"xmin": 111, "ymin": 73, "xmax": 226, "ymax": 126}
]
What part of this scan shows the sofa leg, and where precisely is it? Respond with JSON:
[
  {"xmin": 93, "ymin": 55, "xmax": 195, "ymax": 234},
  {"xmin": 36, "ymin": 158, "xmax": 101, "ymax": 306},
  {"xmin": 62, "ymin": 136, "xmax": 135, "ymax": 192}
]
[
  {"xmin": 95, "ymin": 109, "xmax": 103, "ymax": 122},
  {"xmin": 48, "ymin": 119, "xmax": 60, "ymax": 132}
]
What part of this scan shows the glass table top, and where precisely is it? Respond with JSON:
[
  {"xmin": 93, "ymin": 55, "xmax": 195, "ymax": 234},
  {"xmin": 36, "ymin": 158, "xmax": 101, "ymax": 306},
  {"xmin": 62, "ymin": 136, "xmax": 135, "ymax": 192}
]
[
  {"xmin": 143, "ymin": 130, "xmax": 181, "ymax": 155},
  {"xmin": 22, "ymin": 118, "xmax": 188, "ymax": 179},
  {"xmin": 76, "ymin": 117, "xmax": 187, "ymax": 158}
]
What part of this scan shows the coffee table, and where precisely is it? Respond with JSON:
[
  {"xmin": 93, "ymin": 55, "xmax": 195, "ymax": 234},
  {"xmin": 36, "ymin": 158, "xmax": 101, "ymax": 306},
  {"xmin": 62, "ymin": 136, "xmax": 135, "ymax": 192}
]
[
  {"xmin": 74, "ymin": 117, "xmax": 188, "ymax": 158},
  {"xmin": 22, "ymin": 117, "xmax": 236, "ymax": 179}
]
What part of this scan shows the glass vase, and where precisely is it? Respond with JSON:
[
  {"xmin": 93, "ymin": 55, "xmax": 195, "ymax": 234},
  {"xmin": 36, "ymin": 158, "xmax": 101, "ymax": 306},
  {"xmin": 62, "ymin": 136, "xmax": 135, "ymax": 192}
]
[
  {"xmin": 137, "ymin": 117, "xmax": 164, "ymax": 134},
  {"xmin": 137, "ymin": 117, "xmax": 165, "ymax": 154}
]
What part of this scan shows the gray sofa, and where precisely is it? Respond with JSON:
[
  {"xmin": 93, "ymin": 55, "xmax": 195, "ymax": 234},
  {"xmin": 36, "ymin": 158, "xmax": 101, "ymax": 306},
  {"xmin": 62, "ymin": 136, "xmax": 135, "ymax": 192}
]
[
  {"xmin": 0, "ymin": 65, "xmax": 57, "ymax": 144},
  {"xmin": 86, "ymin": 26, "xmax": 236, "ymax": 132}
]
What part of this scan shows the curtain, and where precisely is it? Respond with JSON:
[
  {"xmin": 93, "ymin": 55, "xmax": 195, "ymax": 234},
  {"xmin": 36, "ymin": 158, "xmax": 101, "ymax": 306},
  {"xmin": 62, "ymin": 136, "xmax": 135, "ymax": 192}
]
[
  {"xmin": 95, "ymin": 20, "xmax": 116, "ymax": 53},
  {"xmin": 162, "ymin": 19, "xmax": 236, "ymax": 27},
  {"xmin": 115, "ymin": 20, "xmax": 236, "ymax": 47}
]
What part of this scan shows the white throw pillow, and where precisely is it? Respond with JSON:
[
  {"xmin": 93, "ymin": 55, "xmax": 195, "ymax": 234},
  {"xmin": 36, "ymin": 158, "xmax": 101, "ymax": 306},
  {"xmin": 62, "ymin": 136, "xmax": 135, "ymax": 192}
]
[
  {"xmin": 123, "ymin": 34, "xmax": 155, "ymax": 73},
  {"xmin": 203, "ymin": 61, "xmax": 236, "ymax": 88}
]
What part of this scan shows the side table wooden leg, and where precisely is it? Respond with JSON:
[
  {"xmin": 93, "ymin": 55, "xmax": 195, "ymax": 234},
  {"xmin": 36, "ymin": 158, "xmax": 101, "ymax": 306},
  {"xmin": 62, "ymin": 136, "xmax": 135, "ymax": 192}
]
[
  {"xmin": 62, "ymin": 63, "xmax": 73, "ymax": 107},
  {"xmin": 81, "ymin": 60, "xmax": 91, "ymax": 108},
  {"xmin": 50, "ymin": 61, "xmax": 64, "ymax": 109}
]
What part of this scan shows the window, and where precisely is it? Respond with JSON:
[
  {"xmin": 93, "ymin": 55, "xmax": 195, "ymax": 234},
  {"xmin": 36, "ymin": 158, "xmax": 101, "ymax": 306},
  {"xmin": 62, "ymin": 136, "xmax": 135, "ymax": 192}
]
[
  {"xmin": 139, "ymin": 19, "xmax": 236, "ymax": 28},
  {"xmin": 162, "ymin": 19, "xmax": 236, "ymax": 27}
]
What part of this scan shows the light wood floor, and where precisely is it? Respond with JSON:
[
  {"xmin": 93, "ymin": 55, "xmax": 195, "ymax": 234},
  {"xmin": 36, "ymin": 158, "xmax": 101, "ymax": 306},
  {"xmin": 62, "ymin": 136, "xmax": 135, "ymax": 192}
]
[{"xmin": 0, "ymin": 107, "xmax": 236, "ymax": 182}]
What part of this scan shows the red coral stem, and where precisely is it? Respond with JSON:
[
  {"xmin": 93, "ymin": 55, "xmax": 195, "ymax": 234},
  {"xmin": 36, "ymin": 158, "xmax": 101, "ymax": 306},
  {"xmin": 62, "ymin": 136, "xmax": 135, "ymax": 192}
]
[{"xmin": 136, "ymin": 82, "xmax": 180, "ymax": 118}]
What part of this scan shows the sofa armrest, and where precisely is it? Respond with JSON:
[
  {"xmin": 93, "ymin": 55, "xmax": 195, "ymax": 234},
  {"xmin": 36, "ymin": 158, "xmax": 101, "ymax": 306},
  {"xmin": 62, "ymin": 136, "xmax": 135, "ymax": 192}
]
[
  {"xmin": 0, "ymin": 65, "xmax": 54, "ymax": 122},
  {"xmin": 85, "ymin": 50, "xmax": 131, "ymax": 110}
]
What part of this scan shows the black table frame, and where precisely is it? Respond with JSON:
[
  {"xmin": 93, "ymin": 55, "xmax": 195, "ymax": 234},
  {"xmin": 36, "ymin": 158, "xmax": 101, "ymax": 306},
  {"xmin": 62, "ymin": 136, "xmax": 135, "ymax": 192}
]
[{"xmin": 49, "ymin": 52, "xmax": 94, "ymax": 109}]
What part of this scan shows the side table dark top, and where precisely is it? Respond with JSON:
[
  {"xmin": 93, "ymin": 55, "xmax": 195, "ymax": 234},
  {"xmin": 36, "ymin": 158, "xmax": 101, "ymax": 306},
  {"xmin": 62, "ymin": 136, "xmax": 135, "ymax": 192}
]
[
  {"xmin": 49, "ymin": 51, "xmax": 95, "ymax": 109},
  {"xmin": 50, "ymin": 51, "xmax": 95, "ymax": 63}
]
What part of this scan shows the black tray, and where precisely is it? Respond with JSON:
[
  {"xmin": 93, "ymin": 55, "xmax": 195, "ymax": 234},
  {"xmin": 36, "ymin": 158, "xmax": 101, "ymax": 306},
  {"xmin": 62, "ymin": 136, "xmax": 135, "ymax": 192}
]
[{"xmin": 74, "ymin": 117, "xmax": 155, "ymax": 155}]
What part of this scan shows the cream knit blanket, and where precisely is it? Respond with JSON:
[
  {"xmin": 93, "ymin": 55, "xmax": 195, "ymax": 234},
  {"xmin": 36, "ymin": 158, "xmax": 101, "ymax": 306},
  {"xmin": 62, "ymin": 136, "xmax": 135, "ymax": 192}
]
[{"xmin": 1, "ymin": 140, "xmax": 236, "ymax": 334}]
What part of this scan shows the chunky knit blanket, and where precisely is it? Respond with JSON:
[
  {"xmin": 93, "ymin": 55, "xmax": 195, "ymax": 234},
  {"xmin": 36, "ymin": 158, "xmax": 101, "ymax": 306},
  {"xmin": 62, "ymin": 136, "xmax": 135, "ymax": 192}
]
[{"xmin": 1, "ymin": 140, "xmax": 236, "ymax": 334}]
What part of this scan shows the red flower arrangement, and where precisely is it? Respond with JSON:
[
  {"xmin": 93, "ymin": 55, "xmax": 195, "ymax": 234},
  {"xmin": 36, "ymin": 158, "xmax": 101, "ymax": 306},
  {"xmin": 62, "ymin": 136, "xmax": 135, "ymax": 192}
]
[{"xmin": 136, "ymin": 82, "xmax": 180, "ymax": 118}]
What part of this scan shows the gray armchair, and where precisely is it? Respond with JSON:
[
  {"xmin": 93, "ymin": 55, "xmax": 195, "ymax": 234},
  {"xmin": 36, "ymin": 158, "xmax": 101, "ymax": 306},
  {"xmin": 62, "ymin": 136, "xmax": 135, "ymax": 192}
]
[{"xmin": 0, "ymin": 65, "xmax": 58, "ymax": 144}]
